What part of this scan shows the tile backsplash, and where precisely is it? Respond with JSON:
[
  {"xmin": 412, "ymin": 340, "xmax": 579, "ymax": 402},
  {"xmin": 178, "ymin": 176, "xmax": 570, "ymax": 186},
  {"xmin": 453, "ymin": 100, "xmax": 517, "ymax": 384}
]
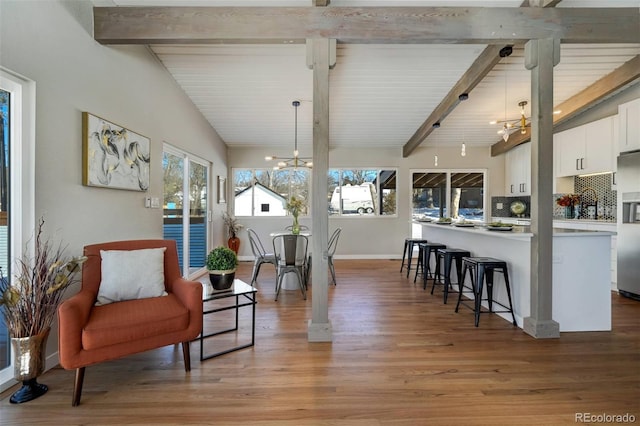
[
  {"xmin": 492, "ymin": 173, "xmax": 617, "ymax": 222},
  {"xmin": 491, "ymin": 196, "xmax": 531, "ymax": 218},
  {"xmin": 554, "ymin": 173, "xmax": 617, "ymax": 221}
]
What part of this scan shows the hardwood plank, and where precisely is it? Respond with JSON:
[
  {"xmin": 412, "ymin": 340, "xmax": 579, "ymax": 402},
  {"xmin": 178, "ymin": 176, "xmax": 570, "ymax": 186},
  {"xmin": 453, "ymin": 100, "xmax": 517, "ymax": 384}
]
[
  {"xmin": 1, "ymin": 259, "xmax": 638, "ymax": 424},
  {"xmin": 491, "ymin": 54, "xmax": 640, "ymax": 156},
  {"xmin": 93, "ymin": 7, "xmax": 639, "ymax": 45}
]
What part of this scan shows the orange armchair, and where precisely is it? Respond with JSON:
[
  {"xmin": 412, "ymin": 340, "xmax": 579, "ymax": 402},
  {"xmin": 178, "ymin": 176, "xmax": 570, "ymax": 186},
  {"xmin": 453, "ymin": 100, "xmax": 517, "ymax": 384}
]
[{"xmin": 58, "ymin": 240, "xmax": 203, "ymax": 406}]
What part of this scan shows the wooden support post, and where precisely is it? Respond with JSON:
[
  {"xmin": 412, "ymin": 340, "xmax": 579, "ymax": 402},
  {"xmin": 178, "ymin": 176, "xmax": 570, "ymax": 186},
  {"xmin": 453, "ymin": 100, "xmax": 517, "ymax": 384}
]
[
  {"xmin": 307, "ymin": 38, "xmax": 332, "ymax": 342},
  {"xmin": 523, "ymin": 38, "xmax": 560, "ymax": 339}
]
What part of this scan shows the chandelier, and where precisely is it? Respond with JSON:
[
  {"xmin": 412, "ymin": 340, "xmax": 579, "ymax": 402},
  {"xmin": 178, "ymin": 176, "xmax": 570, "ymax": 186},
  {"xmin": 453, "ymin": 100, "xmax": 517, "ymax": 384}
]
[
  {"xmin": 493, "ymin": 100, "xmax": 530, "ymax": 142},
  {"xmin": 265, "ymin": 100, "xmax": 312, "ymax": 170}
]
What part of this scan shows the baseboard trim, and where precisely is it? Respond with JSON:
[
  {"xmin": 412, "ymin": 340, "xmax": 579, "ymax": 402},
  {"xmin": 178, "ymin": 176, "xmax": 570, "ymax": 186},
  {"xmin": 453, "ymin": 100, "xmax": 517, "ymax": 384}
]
[{"xmin": 239, "ymin": 255, "xmax": 401, "ymax": 262}]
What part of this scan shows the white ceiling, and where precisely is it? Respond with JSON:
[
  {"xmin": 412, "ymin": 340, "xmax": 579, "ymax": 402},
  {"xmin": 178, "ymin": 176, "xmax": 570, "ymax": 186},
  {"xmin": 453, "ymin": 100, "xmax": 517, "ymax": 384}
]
[{"xmin": 96, "ymin": 0, "xmax": 640, "ymax": 153}]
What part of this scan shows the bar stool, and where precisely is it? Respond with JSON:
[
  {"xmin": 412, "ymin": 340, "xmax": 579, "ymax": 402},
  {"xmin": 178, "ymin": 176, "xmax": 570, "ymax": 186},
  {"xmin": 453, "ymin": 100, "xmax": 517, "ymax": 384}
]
[
  {"xmin": 455, "ymin": 257, "xmax": 517, "ymax": 327},
  {"xmin": 415, "ymin": 242, "xmax": 446, "ymax": 289},
  {"xmin": 400, "ymin": 238, "xmax": 428, "ymax": 278},
  {"xmin": 432, "ymin": 248, "xmax": 471, "ymax": 304}
]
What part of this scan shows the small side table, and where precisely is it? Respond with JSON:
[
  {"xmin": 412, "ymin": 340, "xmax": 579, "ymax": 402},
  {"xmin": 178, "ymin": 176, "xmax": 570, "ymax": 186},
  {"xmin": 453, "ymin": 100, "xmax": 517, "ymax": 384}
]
[{"xmin": 199, "ymin": 279, "xmax": 257, "ymax": 361}]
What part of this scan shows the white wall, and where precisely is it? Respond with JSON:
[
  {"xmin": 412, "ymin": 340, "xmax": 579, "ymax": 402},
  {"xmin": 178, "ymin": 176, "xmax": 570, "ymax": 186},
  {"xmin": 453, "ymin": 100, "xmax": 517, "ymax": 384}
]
[
  {"xmin": 228, "ymin": 144, "xmax": 504, "ymax": 259},
  {"xmin": 0, "ymin": 0, "xmax": 228, "ymax": 370}
]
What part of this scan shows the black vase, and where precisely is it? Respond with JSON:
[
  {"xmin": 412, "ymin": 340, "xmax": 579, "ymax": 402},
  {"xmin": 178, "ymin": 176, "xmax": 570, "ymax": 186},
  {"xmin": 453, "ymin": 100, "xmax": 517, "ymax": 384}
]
[{"xmin": 209, "ymin": 270, "xmax": 235, "ymax": 291}]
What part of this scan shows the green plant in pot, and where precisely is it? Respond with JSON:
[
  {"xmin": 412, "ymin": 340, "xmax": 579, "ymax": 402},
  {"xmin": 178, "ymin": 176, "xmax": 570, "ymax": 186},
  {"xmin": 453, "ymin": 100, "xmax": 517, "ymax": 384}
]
[{"xmin": 206, "ymin": 246, "xmax": 238, "ymax": 291}]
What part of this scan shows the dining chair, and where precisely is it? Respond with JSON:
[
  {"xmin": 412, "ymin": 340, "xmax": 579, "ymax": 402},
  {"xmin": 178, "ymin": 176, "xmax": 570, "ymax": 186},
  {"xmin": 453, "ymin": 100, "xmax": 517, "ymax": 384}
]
[
  {"xmin": 327, "ymin": 227, "xmax": 342, "ymax": 285},
  {"xmin": 303, "ymin": 228, "xmax": 341, "ymax": 286},
  {"xmin": 247, "ymin": 228, "xmax": 278, "ymax": 286},
  {"xmin": 272, "ymin": 234, "xmax": 308, "ymax": 301}
]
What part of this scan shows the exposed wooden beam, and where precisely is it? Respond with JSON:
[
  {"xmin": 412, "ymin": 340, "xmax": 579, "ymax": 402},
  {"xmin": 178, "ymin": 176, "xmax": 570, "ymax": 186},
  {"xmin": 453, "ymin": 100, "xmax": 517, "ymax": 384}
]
[
  {"xmin": 402, "ymin": 45, "xmax": 506, "ymax": 157},
  {"xmin": 402, "ymin": 0, "xmax": 562, "ymax": 157},
  {"xmin": 93, "ymin": 7, "xmax": 638, "ymax": 45},
  {"xmin": 525, "ymin": 0, "xmax": 563, "ymax": 6},
  {"xmin": 491, "ymin": 54, "xmax": 640, "ymax": 156}
]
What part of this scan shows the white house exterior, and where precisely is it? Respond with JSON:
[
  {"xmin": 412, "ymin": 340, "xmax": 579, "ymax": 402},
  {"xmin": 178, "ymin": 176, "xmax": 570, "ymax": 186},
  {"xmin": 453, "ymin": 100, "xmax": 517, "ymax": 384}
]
[{"xmin": 235, "ymin": 182, "xmax": 287, "ymax": 216}]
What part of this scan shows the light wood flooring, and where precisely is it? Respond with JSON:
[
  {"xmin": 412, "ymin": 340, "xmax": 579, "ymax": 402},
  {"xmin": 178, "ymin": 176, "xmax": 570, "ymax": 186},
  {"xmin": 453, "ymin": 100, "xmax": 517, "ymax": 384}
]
[{"xmin": 1, "ymin": 259, "xmax": 639, "ymax": 425}]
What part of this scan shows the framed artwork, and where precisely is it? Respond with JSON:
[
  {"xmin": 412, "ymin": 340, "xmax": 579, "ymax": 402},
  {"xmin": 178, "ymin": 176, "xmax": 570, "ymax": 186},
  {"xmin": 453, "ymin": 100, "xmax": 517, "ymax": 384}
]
[
  {"xmin": 82, "ymin": 112, "xmax": 150, "ymax": 191},
  {"xmin": 217, "ymin": 176, "xmax": 226, "ymax": 204}
]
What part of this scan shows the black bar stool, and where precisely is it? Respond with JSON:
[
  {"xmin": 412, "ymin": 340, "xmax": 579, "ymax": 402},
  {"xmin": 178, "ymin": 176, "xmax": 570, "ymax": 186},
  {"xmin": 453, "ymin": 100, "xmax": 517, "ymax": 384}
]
[
  {"xmin": 415, "ymin": 242, "xmax": 446, "ymax": 289},
  {"xmin": 455, "ymin": 257, "xmax": 517, "ymax": 327},
  {"xmin": 400, "ymin": 238, "xmax": 428, "ymax": 278},
  {"xmin": 432, "ymin": 248, "xmax": 471, "ymax": 304}
]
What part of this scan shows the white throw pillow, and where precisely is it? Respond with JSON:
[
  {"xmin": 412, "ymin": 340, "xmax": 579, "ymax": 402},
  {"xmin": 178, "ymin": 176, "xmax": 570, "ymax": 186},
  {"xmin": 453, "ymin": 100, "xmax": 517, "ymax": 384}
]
[{"xmin": 96, "ymin": 247, "xmax": 168, "ymax": 306}]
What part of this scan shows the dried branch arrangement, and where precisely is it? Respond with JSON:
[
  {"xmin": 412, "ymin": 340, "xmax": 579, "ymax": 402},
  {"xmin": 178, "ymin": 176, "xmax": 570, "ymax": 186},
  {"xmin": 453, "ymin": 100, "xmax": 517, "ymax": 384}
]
[{"xmin": 0, "ymin": 218, "xmax": 86, "ymax": 338}]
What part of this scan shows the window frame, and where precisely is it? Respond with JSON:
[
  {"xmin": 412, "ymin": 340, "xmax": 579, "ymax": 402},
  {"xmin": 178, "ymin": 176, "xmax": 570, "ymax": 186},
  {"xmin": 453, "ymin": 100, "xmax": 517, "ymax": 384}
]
[
  {"xmin": 410, "ymin": 168, "xmax": 487, "ymax": 222},
  {"xmin": 232, "ymin": 167, "xmax": 311, "ymax": 218},
  {"xmin": 328, "ymin": 168, "xmax": 398, "ymax": 218},
  {"xmin": 0, "ymin": 67, "xmax": 36, "ymax": 392}
]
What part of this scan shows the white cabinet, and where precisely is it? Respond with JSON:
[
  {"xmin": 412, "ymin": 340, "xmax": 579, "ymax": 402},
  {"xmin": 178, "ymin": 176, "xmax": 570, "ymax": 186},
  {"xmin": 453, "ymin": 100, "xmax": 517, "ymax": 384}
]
[
  {"xmin": 504, "ymin": 142, "xmax": 531, "ymax": 196},
  {"xmin": 555, "ymin": 116, "xmax": 614, "ymax": 177},
  {"xmin": 555, "ymin": 126, "xmax": 585, "ymax": 177},
  {"xmin": 553, "ymin": 220, "xmax": 617, "ymax": 289},
  {"xmin": 612, "ymin": 115, "xmax": 619, "ymax": 190},
  {"xmin": 618, "ymin": 97, "xmax": 640, "ymax": 154}
]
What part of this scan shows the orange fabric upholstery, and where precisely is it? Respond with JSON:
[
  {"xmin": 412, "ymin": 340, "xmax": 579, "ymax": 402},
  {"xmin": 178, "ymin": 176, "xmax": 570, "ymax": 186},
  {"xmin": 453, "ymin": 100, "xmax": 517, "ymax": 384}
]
[{"xmin": 57, "ymin": 240, "xmax": 203, "ymax": 405}]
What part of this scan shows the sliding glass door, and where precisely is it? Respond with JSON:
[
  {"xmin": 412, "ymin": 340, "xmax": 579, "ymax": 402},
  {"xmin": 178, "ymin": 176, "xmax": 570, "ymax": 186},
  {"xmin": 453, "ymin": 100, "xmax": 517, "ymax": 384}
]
[
  {"xmin": 0, "ymin": 86, "xmax": 10, "ymax": 379},
  {"xmin": 163, "ymin": 145, "xmax": 210, "ymax": 278},
  {"xmin": 0, "ymin": 69, "xmax": 35, "ymax": 391}
]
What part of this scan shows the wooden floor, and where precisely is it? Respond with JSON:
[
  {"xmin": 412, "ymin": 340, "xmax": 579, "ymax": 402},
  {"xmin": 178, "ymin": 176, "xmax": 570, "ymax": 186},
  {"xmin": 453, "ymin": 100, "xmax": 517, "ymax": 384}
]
[{"xmin": 1, "ymin": 259, "xmax": 639, "ymax": 425}]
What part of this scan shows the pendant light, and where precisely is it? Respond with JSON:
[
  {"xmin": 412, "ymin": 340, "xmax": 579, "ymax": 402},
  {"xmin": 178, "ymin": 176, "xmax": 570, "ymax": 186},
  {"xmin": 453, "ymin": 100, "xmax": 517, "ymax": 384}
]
[
  {"xmin": 265, "ymin": 101, "xmax": 312, "ymax": 169},
  {"xmin": 461, "ymin": 126, "xmax": 466, "ymax": 157},
  {"xmin": 432, "ymin": 122, "xmax": 440, "ymax": 166}
]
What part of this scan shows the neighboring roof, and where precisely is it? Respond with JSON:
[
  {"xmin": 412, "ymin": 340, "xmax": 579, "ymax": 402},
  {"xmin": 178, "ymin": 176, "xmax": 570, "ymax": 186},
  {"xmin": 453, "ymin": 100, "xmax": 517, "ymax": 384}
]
[{"xmin": 234, "ymin": 181, "xmax": 288, "ymax": 202}]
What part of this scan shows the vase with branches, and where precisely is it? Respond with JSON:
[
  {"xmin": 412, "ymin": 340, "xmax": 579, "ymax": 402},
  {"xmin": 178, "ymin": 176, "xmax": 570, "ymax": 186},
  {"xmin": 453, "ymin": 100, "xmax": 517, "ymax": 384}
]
[
  {"xmin": 556, "ymin": 194, "xmax": 580, "ymax": 219},
  {"xmin": 286, "ymin": 196, "xmax": 306, "ymax": 234},
  {"xmin": 0, "ymin": 217, "xmax": 86, "ymax": 403},
  {"xmin": 222, "ymin": 212, "xmax": 243, "ymax": 253}
]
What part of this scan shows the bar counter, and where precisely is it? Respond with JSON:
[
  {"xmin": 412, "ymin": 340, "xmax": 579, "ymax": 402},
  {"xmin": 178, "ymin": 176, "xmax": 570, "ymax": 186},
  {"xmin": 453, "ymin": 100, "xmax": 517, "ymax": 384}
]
[{"xmin": 415, "ymin": 221, "xmax": 614, "ymax": 332}]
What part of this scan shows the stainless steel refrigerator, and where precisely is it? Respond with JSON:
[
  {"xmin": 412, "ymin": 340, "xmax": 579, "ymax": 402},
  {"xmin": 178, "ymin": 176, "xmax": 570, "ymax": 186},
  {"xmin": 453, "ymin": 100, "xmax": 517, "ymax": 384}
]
[{"xmin": 617, "ymin": 150, "xmax": 640, "ymax": 301}]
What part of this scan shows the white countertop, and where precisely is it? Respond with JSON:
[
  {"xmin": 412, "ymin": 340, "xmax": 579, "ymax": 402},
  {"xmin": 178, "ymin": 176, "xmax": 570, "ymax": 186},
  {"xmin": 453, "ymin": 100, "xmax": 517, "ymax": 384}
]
[
  {"xmin": 493, "ymin": 217, "xmax": 616, "ymax": 226},
  {"xmin": 414, "ymin": 221, "xmax": 615, "ymax": 238}
]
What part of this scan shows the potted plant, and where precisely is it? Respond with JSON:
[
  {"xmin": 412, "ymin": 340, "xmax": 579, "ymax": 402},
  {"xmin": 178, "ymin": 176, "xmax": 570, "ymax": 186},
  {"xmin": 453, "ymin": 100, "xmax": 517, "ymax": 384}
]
[
  {"xmin": 222, "ymin": 212, "xmax": 243, "ymax": 254},
  {"xmin": 0, "ymin": 218, "xmax": 87, "ymax": 404},
  {"xmin": 556, "ymin": 194, "xmax": 580, "ymax": 219},
  {"xmin": 206, "ymin": 246, "xmax": 238, "ymax": 291}
]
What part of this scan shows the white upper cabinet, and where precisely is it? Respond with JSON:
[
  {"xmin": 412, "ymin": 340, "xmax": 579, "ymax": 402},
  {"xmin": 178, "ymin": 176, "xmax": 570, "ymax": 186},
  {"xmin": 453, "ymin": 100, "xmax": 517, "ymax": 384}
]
[
  {"xmin": 555, "ymin": 126, "xmax": 586, "ymax": 177},
  {"xmin": 584, "ymin": 116, "xmax": 615, "ymax": 173},
  {"xmin": 618, "ymin": 98, "xmax": 640, "ymax": 154},
  {"xmin": 554, "ymin": 116, "xmax": 614, "ymax": 177},
  {"xmin": 504, "ymin": 142, "xmax": 531, "ymax": 196}
]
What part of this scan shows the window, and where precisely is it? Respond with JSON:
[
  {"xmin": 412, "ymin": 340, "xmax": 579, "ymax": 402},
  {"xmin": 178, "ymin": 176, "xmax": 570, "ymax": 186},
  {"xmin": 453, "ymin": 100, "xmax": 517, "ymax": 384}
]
[
  {"xmin": 412, "ymin": 172, "xmax": 448, "ymax": 219},
  {"xmin": 412, "ymin": 170, "xmax": 485, "ymax": 221},
  {"xmin": 450, "ymin": 172, "xmax": 484, "ymax": 220},
  {"xmin": 233, "ymin": 168, "xmax": 310, "ymax": 217},
  {"xmin": 328, "ymin": 169, "xmax": 397, "ymax": 216}
]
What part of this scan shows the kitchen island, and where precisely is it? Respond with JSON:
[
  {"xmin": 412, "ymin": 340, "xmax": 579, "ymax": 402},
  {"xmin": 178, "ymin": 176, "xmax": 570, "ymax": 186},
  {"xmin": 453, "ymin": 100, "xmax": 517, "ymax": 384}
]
[{"xmin": 415, "ymin": 221, "xmax": 614, "ymax": 332}]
